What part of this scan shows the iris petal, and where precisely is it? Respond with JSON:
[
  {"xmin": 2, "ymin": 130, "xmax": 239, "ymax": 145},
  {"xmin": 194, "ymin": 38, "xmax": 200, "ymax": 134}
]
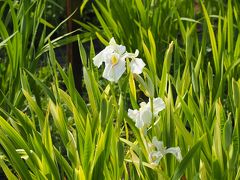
[
  {"xmin": 128, "ymin": 109, "xmax": 139, "ymax": 121},
  {"xmin": 150, "ymin": 137, "xmax": 182, "ymax": 164},
  {"xmin": 152, "ymin": 137, "xmax": 164, "ymax": 151},
  {"xmin": 152, "ymin": 98, "xmax": 166, "ymax": 116},
  {"xmin": 93, "ymin": 52, "xmax": 104, "ymax": 68},
  {"xmin": 129, "ymin": 58, "xmax": 145, "ymax": 74},
  {"xmin": 165, "ymin": 147, "xmax": 182, "ymax": 162},
  {"xmin": 140, "ymin": 109, "xmax": 152, "ymax": 126},
  {"xmin": 111, "ymin": 59, "xmax": 126, "ymax": 82}
]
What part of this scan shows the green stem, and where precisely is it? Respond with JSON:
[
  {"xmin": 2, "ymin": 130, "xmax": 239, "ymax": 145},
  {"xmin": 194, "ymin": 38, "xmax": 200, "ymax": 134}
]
[
  {"xmin": 209, "ymin": 90, "xmax": 212, "ymax": 109},
  {"xmin": 150, "ymin": 97, "xmax": 155, "ymax": 137},
  {"xmin": 140, "ymin": 129, "xmax": 151, "ymax": 162}
]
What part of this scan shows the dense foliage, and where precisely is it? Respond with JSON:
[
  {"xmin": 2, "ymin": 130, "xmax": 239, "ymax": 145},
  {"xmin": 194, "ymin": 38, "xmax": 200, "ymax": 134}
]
[{"xmin": 0, "ymin": 0, "xmax": 239, "ymax": 179}]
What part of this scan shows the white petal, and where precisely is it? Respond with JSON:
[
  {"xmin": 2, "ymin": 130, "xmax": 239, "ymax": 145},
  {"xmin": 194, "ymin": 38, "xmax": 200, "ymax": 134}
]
[
  {"xmin": 102, "ymin": 63, "xmax": 114, "ymax": 82},
  {"xmin": 134, "ymin": 49, "xmax": 139, "ymax": 56},
  {"xmin": 111, "ymin": 59, "xmax": 126, "ymax": 82},
  {"xmin": 125, "ymin": 49, "xmax": 139, "ymax": 58},
  {"xmin": 109, "ymin": 37, "xmax": 116, "ymax": 45},
  {"xmin": 129, "ymin": 58, "xmax": 145, "ymax": 74},
  {"xmin": 109, "ymin": 37, "xmax": 126, "ymax": 55},
  {"xmin": 140, "ymin": 108, "xmax": 152, "ymax": 126},
  {"xmin": 104, "ymin": 52, "xmax": 120, "ymax": 64},
  {"xmin": 104, "ymin": 45, "xmax": 115, "ymax": 54},
  {"xmin": 102, "ymin": 54, "xmax": 126, "ymax": 82},
  {"xmin": 116, "ymin": 45, "xmax": 126, "ymax": 55},
  {"xmin": 165, "ymin": 147, "xmax": 182, "ymax": 162},
  {"xmin": 150, "ymin": 151, "xmax": 163, "ymax": 164},
  {"xmin": 152, "ymin": 137, "xmax": 165, "ymax": 151},
  {"xmin": 152, "ymin": 98, "xmax": 166, "ymax": 116},
  {"xmin": 93, "ymin": 47, "xmax": 114, "ymax": 67},
  {"xmin": 128, "ymin": 108, "xmax": 151, "ymax": 129},
  {"xmin": 139, "ymin": 102, "xmax": 148, "ymax": 108},
  {"xmin": 128, "ymin": 109, "xmax": 139, "ymax": 122},
  {"xmin": 135, "ymin": 118, "xmax": 145, "ymax": 129},
  {"xmin": 128, "ymin": 109, "xmax": 144, "ymax": 128},
  {"xmin": 93, "ymin": 52, "xmax": 104, "ymax": 68}
]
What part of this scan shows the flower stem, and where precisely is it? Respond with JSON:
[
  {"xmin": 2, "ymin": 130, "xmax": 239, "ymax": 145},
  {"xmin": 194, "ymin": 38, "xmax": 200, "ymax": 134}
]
[{"xmin": 150, "ymin": 97, "xmax": 155, "ymax": 137}]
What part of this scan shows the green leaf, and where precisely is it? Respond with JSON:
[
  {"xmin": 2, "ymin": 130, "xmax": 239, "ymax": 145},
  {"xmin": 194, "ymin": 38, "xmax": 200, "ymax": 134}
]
[
  {"xmin": 134, "ymin": 0, "xmax": 146, "ymax": 26},
  {"xmin": 78, "ymin": 37, "xmax": 88, "ymax": 67},
  {"xmin": 42, "ymin": 105, "xmax": 54, "ymax": 160},
  {"xmin": 95, "ymin": 32, "xmax": 109, "ymax": 46},
  {"xmin": 124, "ymin": 115, "xmax": 148, "ymax": 161},
  {"xmin": 134, "ymin": 74, "xmax": 150, "ymax": 97},
  {"xmin": 148, "ymin": 29, "xmax": 156, "ymax": 69},
  {"xmin": 80, "ymin": 0, "xmax": 90, "ymax": 15},
  {"xmin": 159, "ymin": 41, "xmax": 174, "ymax": 97},
  {"xmin": 223, "ymin": 117, "xmax": 232, "ymax": 151},
  {"xmin": 59, "ymin": 89, "xmax": 86, "ymax": 138},
  {"xmin": 142, "ymin": 41, "xmax": 154, "ymax": 74},
  {"xmin": 172, "ymin": 136, "xmax": 203, "ymax": 180},
  {"xmin": 44, "ymin": 9, "xmax": 77, "ymax": 43},
  {"xmin": 24, "ymin": 69, "xmax": 56, "ymax": 103},
  {"xmin": 30, "ymin": 133, "xmax": 60, "ymax": 179},
  {"xmin": 0, "ymin": 130, "xmax": 31, "ymax": 179},
  {"xmin": 49, "ymin": 100, "xmax": 68, "ymax": 144},
  {"xmin": 83, "ymin": 117, "xmax": 93, "ymax": 177},
  {"xmin": 129, "ymin": 73, "xmax": 138, "ymax": 108},
  {"xmin": 39, "ymin": 18, "xmax": 54, "ymax": 29},
  {"xmin": 95, "ymin": 0, "xmax": 118, "ymax": 33},
  {"xmin": 232, "ymin": 78, "xmax": 240, "ymax": 107},
  {"xmin": 54, "ymin": 148, "xmax": 73, "ymax": 179},
  {"xmin": 200, "ymin": 1, "xmax": 219, "ymax": 77},
  {"xmin": 92, "ymin": 4, "xmax": 112, "ymax": 39},
  {"xmin": 229, "ymin": 111, "xmax": 239, "ymax": 170},
  {"xmin": 0, "ymin": 159, "xmax": 18, "ymax": 180},
  {"xmin": 22, "ymin": 89, "xmax": 45, "ymax": 129},
  {"xmin": 0, "ymin": 31, "xmax": 17, "ymax": 48},
  {"xmin": 207, "ymin": 63, "xmax": 213, "ymax": 91},
  {"xmin": 179, "ymin": 96, "xmax": 194, "ymax": 128},
  {"xmin": 83, "ymin": 67, "xmax": 100, "ymax": 117}
]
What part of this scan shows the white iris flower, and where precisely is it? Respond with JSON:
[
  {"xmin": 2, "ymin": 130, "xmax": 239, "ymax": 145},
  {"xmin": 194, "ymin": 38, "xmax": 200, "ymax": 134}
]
[
  {"xmin": 150, "ymin": 136, "xmax": 182, "ymax": 165},
  {"xmin": 93, "ymin": 38, "xmax": 127, "ymax": 82},
  {"xmin": 93, "ymin": 37, "xmax": 146, "ymax": 82},
  {"xmin": 128, "ymin": 98, "xmax": 165, "ymax": 129}
]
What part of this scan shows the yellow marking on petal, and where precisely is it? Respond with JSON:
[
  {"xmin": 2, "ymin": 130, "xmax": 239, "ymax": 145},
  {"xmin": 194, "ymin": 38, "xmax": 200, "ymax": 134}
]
[{"xmin": 111, "ymin": 55, "xmax": 119, "ymax": 65}]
